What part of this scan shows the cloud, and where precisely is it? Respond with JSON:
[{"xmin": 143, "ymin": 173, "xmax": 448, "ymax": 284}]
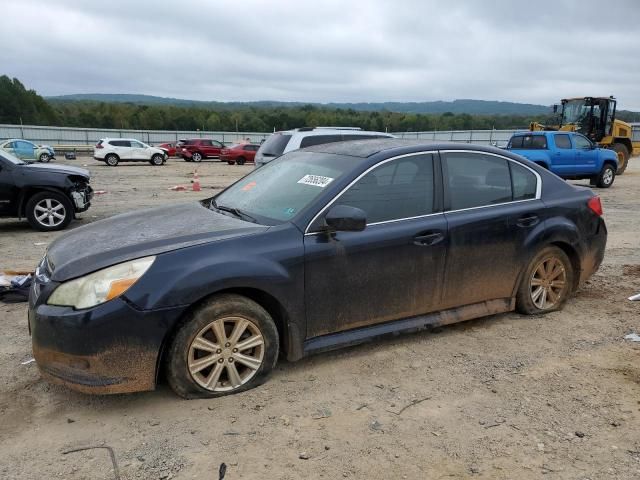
[{"xmin": 1, "ymin": 0, "xmax": 639, "ymax": 109}]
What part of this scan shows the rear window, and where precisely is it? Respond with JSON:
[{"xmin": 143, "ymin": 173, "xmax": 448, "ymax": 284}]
[
  {"xmin": 259, "ymin": 134, "xmax": 292, "ymax": 156},
  {"xmin": 509, "ymin": 135, "xmax": 547, "ymax": 149}
]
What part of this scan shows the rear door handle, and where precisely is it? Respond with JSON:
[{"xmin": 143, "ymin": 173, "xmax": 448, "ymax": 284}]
[
  {"xmin": 413, "ymin": 232, "xmax": 444, "ymax": 246},
  {"xmin": 516, "ymin": 214, "xmax": 539, "ymax": 228}
]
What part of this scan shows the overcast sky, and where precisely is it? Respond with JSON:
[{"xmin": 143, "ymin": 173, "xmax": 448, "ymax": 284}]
[{"xmin": 3, "ymin": 0, "xmax": 640, "ymax": 109}]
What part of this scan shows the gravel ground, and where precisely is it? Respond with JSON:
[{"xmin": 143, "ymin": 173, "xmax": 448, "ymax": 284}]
[{"xmin": 1, "ymin": 155, "xmax": 639, "ymax": 479}]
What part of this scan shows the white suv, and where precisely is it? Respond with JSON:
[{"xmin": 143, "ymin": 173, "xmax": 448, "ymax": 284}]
[
  {"xmin": 94, "ymin": 138, "xmax": 168, "ymax": 167},
  {"xmin": 254, "ymin": 127, "xmax": 395, "ymax": 168}
]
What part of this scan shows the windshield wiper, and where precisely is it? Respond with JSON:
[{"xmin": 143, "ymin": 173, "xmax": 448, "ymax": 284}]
[{"xmin": 213, "ymin": 201, "xmax": 257, "ymax": 224}]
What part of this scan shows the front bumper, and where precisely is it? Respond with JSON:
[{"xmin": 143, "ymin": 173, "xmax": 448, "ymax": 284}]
[{"xmin": 29, "ymin": 288, "xmax": 187, "ymax": 394}]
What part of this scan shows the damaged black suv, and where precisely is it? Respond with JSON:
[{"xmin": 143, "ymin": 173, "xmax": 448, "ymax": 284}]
[{"xmin": 0, "ymin": 150, "xmax": 93, "ymax": 231}]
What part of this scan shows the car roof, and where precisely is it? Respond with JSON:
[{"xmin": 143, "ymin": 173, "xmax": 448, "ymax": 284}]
[
  {"xmin": 302, "ymin": 138, "xmax": 522, "ymax": 159},
  {"xmin": 512, "ymin": 131, "xmax": 571, "ymax": 136}
]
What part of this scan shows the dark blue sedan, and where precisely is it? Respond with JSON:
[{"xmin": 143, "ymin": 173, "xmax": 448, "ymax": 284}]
[{"xmin": 29, "ymin": 139, "xmax": 607, "ymax": 398}]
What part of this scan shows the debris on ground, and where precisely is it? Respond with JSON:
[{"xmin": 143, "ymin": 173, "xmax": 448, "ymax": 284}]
[
  {"xmin": 0, "ymin": 272, "xmax": 33, "ymax": 303},
  {"xmin": 168, "ymin": 185, "xmax": 186, "ymax": 191},
  {"xmin": 20, "ymin": 358, "xmax": 35, "ymax": 365},
  {"xmin": 623, "ymin": 333, "xmax": 640, "ymax": 342},
  {"xmin": 63, "ymin": 445, "xmax": 121, "ymax": 480},
  {"xmin": 629, "ymin": 293, "xmax": 640, "ymax": 301}
]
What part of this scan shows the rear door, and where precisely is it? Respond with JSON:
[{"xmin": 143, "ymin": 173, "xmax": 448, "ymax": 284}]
[
  {"xmin": 440, "ymin": 150, "xmax": 542, "ymax": 308},
  {"xmin": 550, "ymin": 134, "xmax": 575, "ymax": 174},
  {"xmin": 110, "ymin": 140, "xmax": 131, "ymax": 159},
  {"xmin": 303, "ymin": 152, "xmax": 448, "ymax": 337}
]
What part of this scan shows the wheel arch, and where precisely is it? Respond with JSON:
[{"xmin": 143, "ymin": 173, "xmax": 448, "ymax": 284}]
[
  {"xmin": 548, "ymin": 241, "xmax": 581, "ymax": 292},
  {"xmin": 18, "ymin": 186, "xmax": 70, "ymax": 218}
]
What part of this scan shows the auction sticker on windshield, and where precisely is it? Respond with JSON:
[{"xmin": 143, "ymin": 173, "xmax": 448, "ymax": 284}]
[{"xmin": 297, "ymin": 175, "xmax": 334, "ymax": 188}]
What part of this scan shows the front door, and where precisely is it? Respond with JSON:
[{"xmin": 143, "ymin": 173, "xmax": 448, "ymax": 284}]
[
  {"xmin": 440, "ymin": 151, "xmax": 542, "ymax": 308},
  {"xmin": 573, "ymin": 134, "xmax": 599, "ymax": 173},
  {"xmin": 550, "ymin": 134, "xmax": 575, "ymax": 175},
  {"xmin": 303, "ymin": 153, "xmax": 448, "ymax": 338},
  {"xmin": 14, "ymin": 140, "xmax": 36, "ymax": 161}
]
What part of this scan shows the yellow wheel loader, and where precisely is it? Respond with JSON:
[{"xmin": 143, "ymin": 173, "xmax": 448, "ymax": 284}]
[{"xmin": 530, "ymin": 96, "xmax": 639, "ymax": 174}]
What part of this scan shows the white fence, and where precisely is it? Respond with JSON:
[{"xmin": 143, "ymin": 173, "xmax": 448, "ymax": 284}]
[{"xmin": 3, "ymin": 123, "xmax": 639, "ymax": 148}]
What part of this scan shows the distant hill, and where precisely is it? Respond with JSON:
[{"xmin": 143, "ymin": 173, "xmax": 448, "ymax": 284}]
[{"xmin": 46, "ymin": 94, "xmax": 553, "ymax": 116}]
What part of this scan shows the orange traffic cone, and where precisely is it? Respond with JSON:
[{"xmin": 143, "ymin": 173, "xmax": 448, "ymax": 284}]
[{"xmin": 192, "ymin": 170, "xmax": 201, "ymax": 192}]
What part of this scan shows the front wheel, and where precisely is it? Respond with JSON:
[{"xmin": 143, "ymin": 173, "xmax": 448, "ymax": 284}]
[
  {"xmin": 151, "ymin": 154, "xmax": 164, "ymax": 166},
  {"xmin": 596, "ymin": 164, "xmax": 615, "ymax": 188},
  {"xmin": 26, "ymin": 191, "xmax": 73, "ymax": 231},
  {"xmin": 39, "ymin": 153, "xmax": 51, "ymax": 163},
  {"xmin": 166, "ymin": 294, "xmax": 279, "ymax": 399},
  {"xmin": 516, "ymin": 246, "xmax": 574, "ymax": 315}
]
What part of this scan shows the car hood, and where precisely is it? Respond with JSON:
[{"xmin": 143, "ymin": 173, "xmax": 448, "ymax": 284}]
[
  {"xmin": 21, "ymin": 163, "xmax": 90, "ymax": 178},
  {"xmin": 46, "ymin": 202, "xmax": 268, "ymax": 281}
]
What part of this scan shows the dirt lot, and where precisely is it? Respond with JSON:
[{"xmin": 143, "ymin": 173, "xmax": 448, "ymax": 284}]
[{"xmin": 1, "ymin": 155, "xmax": 639, "ymax": 480}]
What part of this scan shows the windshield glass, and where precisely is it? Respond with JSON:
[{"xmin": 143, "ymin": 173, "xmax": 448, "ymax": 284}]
[
  {"xmin": 258, "ymin": 134, "xmax": 292, "ymax": 157},
  {"xmin": 562, "ymin": 99, "xmax": 590, "ymax": 125},
  {"xmin": 0, "ymin": 150, "xmax": 26, "ymax": 165},
  {"xmin": 214, "ymin": 151, "xmax": 360, "ymax": 224}
]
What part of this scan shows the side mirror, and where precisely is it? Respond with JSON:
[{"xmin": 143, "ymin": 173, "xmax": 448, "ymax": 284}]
[{"xmin": 325, "ymin": 205, "xmax": 366, "ymax": 232}]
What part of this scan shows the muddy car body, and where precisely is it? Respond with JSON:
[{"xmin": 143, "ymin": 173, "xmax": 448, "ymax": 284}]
[
  {"xmin": 0, "ymin": 151, "xmax": 92, "ymax": 231},
  {"xmin": 28, "ymin": 140, "xmax": 607, "ymax": 398}
]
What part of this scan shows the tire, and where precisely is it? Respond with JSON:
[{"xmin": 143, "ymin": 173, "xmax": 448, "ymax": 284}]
[
  {"xmin": 151, "ymin": 154, "xmax": 164, "ymax": 166},
  {"xmin": 596, "ymin": 164, "xmax": 615, "ymax": 188},
  {"xmin": 166, "ymin": 294, "xmax": 279, "ymax": 399},
  {"xmin": 39, "ymin": 153, "xmax": 50, "ymax": 163},
  {"xmin": 25, "ymin": 191, "xmax": 73, "ymax": 231},
  {"xmin": 237, "ymin": 156, "xmax": 246, "ymax": 166},
  {"xmin": 105, "ymin": 154, "xmax": 119, "ymax": 167},
  {"xmin": 611, "ymin": 143, "xmax": 629, "ymax": 175},
  {"xmin": 516, "ymin": 246, "xmax": 574, "ymax": 315},
  {"xmin": 191, "ymin": 152, "xmax": 202, "ymax": 162}
]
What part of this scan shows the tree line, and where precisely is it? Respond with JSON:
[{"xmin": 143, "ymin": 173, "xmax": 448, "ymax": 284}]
[{"xmin": 1, "ymin": 75, "xmax": 639, "ymax": 133}]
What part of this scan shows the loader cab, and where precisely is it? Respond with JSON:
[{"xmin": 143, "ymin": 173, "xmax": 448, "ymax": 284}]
[{"xmin": 560, "ymin": 97, "xmax": 616, "ymax": 142}]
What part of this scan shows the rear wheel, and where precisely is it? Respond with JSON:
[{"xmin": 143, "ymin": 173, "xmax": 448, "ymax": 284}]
[
  {"xmin": 596, "ymin": 164, "xmax": 615, "ymax": 188},
  {"xmin": 105, "ymin": 154, "xmax": 119, "ymax": 166},
  {"xmin": 26, "ymin": 191, "xmax": 73, "ymax": 231},
  {"xmin": 191, "ymin": 152, "xmax": 203, "ymax": 162},
  {"xmin": 166, "ymin": 294, "xmax": 279, "ymax": 399},
  {"xmin": 611, "ymin": 143, "xmax": 629, "ymax": 174},
  {"xmin": 516, "ymin": 246, "xmax": 573, "ymax": 315}
]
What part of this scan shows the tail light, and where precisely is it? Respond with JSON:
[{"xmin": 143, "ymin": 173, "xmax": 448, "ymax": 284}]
[
  {"xmin": 587, "ymin": 196, "xmax": 603, "ymax": 216},
  {"xmin": 95, "ymin": 143, "xmax": 104, "ymax": 149}
]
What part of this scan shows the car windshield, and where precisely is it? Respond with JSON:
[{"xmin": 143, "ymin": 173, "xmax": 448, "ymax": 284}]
[
  {"xmin": 213, "ymin": 151, "xmax": 359, "ymax": 224},
  {"xmin": 0, "ymin": 150, "xmax": 26, "ymax": 165}
]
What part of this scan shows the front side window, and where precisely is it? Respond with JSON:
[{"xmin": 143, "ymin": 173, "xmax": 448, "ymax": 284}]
[
  {"xmin": 335, "ymin": 154, "xmax": 435, "ymax": 224},
  {"xmin": 130, "ymin": 140, "xmax": 144, "ymax": 148},
  {"xmin": 444, "ymin": 152, "xmax": 512, "ymax": 210},
  {"xmin": 554, "ymin": 134, "xmax": 571, "ymax": 149},
  {"xmin": 573, "ymin": 134, "xmax": 592, "ymax": 149}
]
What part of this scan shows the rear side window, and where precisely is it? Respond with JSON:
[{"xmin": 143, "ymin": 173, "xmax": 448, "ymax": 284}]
[
  {"xmin": 554, "ymin": 134, "xmax": 571, "ymax": 149},
  {"xmin": 336, "ymin": 154, "xmax": 435, "ymax": 224},
  {"xmin": 341, "ymin": 134, "xmax": 385, "ymax": 141},
  {"xmin": 509, "ymin": 135, "xmax": 547, "ymax": 149},
  {"xmin": 110, "ymin": 140, "xmax": 131, "ymax": 147},
  {"xmin": 259, "ymin": 134, "xmax": 292, "ymax": 156},
  {"xmin": 444, "ymin": 153, "xmax": 512, "ymax": 210},
  {"xmin": 299, "ymin": 135, "xmax": 343, "ymax": 148},
  {"xmin": 510, "ymin": 163, "xmax": 537, "ymax": 201}
]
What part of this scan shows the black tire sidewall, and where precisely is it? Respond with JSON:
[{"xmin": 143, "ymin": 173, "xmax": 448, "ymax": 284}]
[
  {"xmin": 597, "ymin": 165, "xmax": 615, "ymax": 188},
  {"xmin": 25, "ymin": 191, "xmax": 73, "ymax": 231},
  {"xmin": 151, "ymin": 154, "xmax": 163, "ymax": 166},
  {"xmin": 516, "ymin": 246, "xmax": 574, "ymax": 315},
  {"xmin": 166, "ymin": 294, "xmax": 279, "ymax": 399},
  {"xmin": 106, "ymin": 154, "xmax": 119, "ymax": 166},
  {"xmin": 39, "ymin": 153, "xmax": 50, "ymax": 162},
  {"xmin": 237, "ymin": 157, "xmax": 245, "ymax": 165}
]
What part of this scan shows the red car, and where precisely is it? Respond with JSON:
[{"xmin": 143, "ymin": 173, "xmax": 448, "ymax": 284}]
[
  {"xmin": 179, "ymin": 138, "xmax": 225, "ymax": 162},
  {"xmin": 220, "ymin": 144, "xmax": 260, "ymax": 165},
  {"xmin": 157, "ymin": 142, "xmax": 177, "ymax": 156}
]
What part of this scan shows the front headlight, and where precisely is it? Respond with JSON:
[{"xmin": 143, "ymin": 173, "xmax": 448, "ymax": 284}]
[{"xmin": 47, "ymin": 256, "xmax": 155, "ymax": 309}]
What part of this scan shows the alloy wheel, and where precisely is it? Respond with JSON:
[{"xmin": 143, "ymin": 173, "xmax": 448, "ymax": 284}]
[
  {"xmin": 602, "ymin": 168, "xmax": 614, "ymax": 186},
  {"xmin": 34, "ymin": 198, "xmax": 66, "ymax": 228},
  {"xmin": 529, "ymin": 256, "xmax": 567, "ymax": 310},
  {"xmin": 188, "ymin": 316, "xmax": 265, "ymax": 392}
]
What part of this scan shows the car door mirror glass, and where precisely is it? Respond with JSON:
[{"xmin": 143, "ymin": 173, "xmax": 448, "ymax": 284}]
[{"xmin": 325, "ymin": 205, "xmax": 366, "ymax": 232}]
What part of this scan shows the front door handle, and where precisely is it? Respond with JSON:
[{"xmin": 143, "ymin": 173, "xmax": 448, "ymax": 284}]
[
  {"xmin": 516, "ymin": 214, "xmax": 539, "ymax": 228},
  {"xmin": 413, "ymin": 232, "xmax": 444, "ymax": 246}
]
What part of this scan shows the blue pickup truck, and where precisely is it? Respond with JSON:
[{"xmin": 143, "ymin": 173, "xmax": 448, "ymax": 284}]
[{"xmin": 506, "ymin": 131, "xmax": 618, "ymax": 188}]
